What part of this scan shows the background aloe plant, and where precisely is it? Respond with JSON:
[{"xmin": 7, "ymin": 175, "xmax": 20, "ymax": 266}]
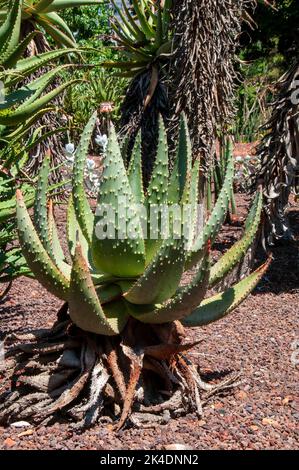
[
  {"xmin": 0, "ymin": 111, "xmax": 269, "ymax": 428},
  {"xmin": 0, "ymin": 0, "xmax": 102, "ymax": 48},
  {"xmin": 0, "ymin": 1, "xmax": 82, "ymax": 295}
]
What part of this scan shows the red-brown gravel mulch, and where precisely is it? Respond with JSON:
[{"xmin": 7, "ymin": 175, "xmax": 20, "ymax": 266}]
[{"xmin": 0, "ymin": 195, "xmax": 298, "ymax": 450}]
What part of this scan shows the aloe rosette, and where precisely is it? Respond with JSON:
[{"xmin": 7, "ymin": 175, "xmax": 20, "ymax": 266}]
[{"xmin": 0, "ymin": 112, "xmax": 269, "ymax": 428}]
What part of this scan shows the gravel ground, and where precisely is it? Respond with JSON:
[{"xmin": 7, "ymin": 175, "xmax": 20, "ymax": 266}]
[{"xmin": 0, "ymin": 195, "xmax": 298, "ymax": 450}]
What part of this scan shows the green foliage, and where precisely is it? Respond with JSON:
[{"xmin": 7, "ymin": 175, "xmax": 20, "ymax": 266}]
[
  {"xmin": 59, "ymin": 3, "xmax": 126, "ymax": 130},
  {"xmin": 0, "ymin": 0, "xmax": 103, "ymax": 48},
  {"xmin": 236, "ymin": 0, "xmax": 299, "ymax": 142},
  {"xmin": 64, "ymin": 68, "xmax": 127, "ymax": 131},
  {"xmin": 234, "ymin": 51, "xmax": 285, "ymax": 142},
  {"xmin": 59, "ymin": 2, "xmax": 111, "ymax": 42},
  {"xmin": 103, "ymin": 0, "xmax": 173, "ymax": 77},
  {"xmin": 207, "ymin": 138, "xmax": 237, "ymax": 218},
  {"xmin": 0, "ymin": 1, "xmax": 83, "ymax": 290},
  {"xmin": 17, "ymin": 112, "xmax": 268, "ymax": 335}
]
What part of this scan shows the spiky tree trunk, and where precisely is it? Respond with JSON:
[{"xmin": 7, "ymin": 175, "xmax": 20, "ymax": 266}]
[
  {"xmin": 166, "ymin": 0, "xmax": 255, "ymax": 235},
  {"xmin": 251, "ymin": 61, "xmax": 299, "ymax": 245},
  {"xmin": 120, "ymin": 0, "xmax": 254, "ymax": 186},
  {"xmin": 168, "ymin": 0, "xmax": 254, "ymax": 167},
  {"xmin": 120, "ymin": 69, "xmax": 169, "ymax": 185}
]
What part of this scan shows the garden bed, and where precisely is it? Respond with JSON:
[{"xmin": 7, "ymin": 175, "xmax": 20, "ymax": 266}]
[{"xmin": 0, "ymin": 194, "xmax": 298, "ymax": 450}]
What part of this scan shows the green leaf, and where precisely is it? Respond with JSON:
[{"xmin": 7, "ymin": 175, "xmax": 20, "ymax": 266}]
[
  {"xmin": 183, "ymin": 258, "xmax": 271, "ymax": 327},
  {"xmin": 127, "ymin": 252, "xmax": 210, "ymax": 324},
  {"xmin": 168, "ymin": 113, "xmax": 192, "ymax": 204},
  {"xmin": 186, "ymin": 152, "xmax": 234, "ymax": 270},
  {"xmin": 131, "ymin": 0, "xmax": 155, "ymax": 40},
  {"xmin": 44, "ymin": 1, "xmax": 101, "ymax": 12},
  {"xmin": 33, "ymin": 152, "xmax": 51, "ymax": 252},
  {"xmin": 69, "ymin": 243, "xmax": 128, "ymax": 336},
  {"xmin": 0, "ymin": 0, "xmax": 21, "ymax": 56},
  {"xmin": 92, "ymin": 123, "xmax": 146, "ymax": 278},
  {"xmin": 125, "ymin": 237, "xmax": 185, "ymax": 305},
  {"xmin": 7, "ymin": 49, "xmax": 80, "ymax": 86},
  {"xmin": 16, "ymin": 189, "xmax": 69, "ymax": 300},
  {"xmin": 209, "ymin": 190, "xmax": 263, "ymax": 287},
  {"xmin": 0, "ymin": 80, "xmax": 80, "ymax": 126},
  {"xmin": 128, "ymin": 131, "xmax": 145, "ymax": 205},
  {"xmin": 0, "ymin": 31, "xmax": 40, "ymax": 68},
  {"xmin": 145, "ymin": 115, "xmax": 169, "ymax": 264},
  {"xmin": 72, "ymin": 111, "xmax": 96, "ymax": 245},
  {"xmin": 48, "ymin": 200, "xmax": 71, "ymax": 279}
]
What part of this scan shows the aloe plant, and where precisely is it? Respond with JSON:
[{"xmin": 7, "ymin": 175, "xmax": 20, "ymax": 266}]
[
  {"xmin": 0, "ymin": 112, "xmax": 268, "ymax": 428},
  {"xmin": 207, "ymin": 137, "xmax": 237, "ymax": 221},
  {"xmin": 104, "ymin": 0, "xmax": 172, "ymax": 79},
  {"xmin": 104, "ymin": 1, "xmax": 173, "ymax": 182},
  {"xmin": 0, "ymin": 2, "xmax": 82, "ymax": 295},
  {"xmin": 0, "ymin": 0, "xmax": 102, "ymax": 48}
]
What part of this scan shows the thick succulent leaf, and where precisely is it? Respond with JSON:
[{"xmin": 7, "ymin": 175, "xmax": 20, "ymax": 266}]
[
  {"xmin": 154, "ymin": 3, "xmax": 163, "ymax": 48},
  {"xmin": 0, "ymin": 184, "xmax": 35, "ymax": 222},
  {"xmin": 0, "ymin": 31, "xmax": 39, "ymax": 68},
  {"xmin": 0, "ymin": 80, "xmax": 80, "ymax": 126},
  {"xmin": 0, "ymin": 88, "xmax": 34, "ymax": 110},
  {"xmin": 131, "ymin": 0, "xmax": 155, "ymax": 40},
  {"xmin": 162, "ymin": 0, "xmax": 172, "ymax": 35},
  {"xmin": 119, "ymin": 0, "xmax": 145, "ymax": 42},
  {"xmin": 67, "ymin": 195, "xmax": 106, "ymax": 283},
  {"xmin": 33, "ymin": 152, "xmax": 51, "ymax": 252},
  {"xmin": 111, "ymin": 0, "xmax": 139, "ymax": 41},
  {"xmin": 183, "ymin": 258, "xmax": 271, "ymax": 327},
  {"xmin": 125, "ymin": 237, "xmax": 185, "ymax": 305},
  {"xmin": 96, "ymin": 283, "xmax": 122, "ymax": 305},
  {"xmin": 7, "ymin": 49, "xmax": 80, "ymax": 86},
  {"xmin": 34, "ymin": 0, "xmax": 56, "ymax": 13},
  {"xmin": 16, "ymin": 190, "xmax": 69, "ymax": 300},
  {"xmin": 0, "ymin": 0, "xmax": 21, "ymax": 56},
  {"xmin": 168, "ymin": 113, "xmax": 192, "ymax": 204},
  {"xmin": 67, "ymin": 194, "xmax": 89, "ymax": 259},
  {"xmin": 48, "ymin": 200, "xmax": 71, "ymax": 279},
  {"xmin": 102, "ymin": 299, "xmax": 130, "ymax": 334},
  {"xmin": 177, "ymin": 157, "xmax": 201, "ymax": 252},
  {"xmin": 186, "ymin": 152, "xmax": 234, "ymax": 269},
  {"xmin": 2, "ymin": 107, "xmax": 54, "ymax": 144},
  {"xmin": 69, "ymin": 243, "xmax": 127, "ymax": 336},
  {"xmin": 127, "ymin": 252, "xmax": 210, "ymax": 324},
  {"xmin": 128, "ymin": 131, "xmax": 144, "ymax": 205},
  {"xmin": 44, "ymin": 1, "xmax": 101, "ymax": 12},
  {"xmin": 41, "ymin": 11, "xmax": 76, "ymax": 43},
  {"xmin": 209, "ymin": 190, "xmax": 263, "ymax": 287},
  {"xmin": 92, "ymin": 124, "xmax": 145, "ymax": 278},
  {"xmin": 72, "ymin": 112, "xmax": 95, "ymax": 244},
  {"xmin": 16, "ymin": 65, "xmax": 71, "ymax": 109},
  {"xmin": 37, "ymin": 15, "xmax": 77, "ymax": 48},
  {"xmin": 145, "ymin": 115, "xmax": 169, "ymax": 264}
]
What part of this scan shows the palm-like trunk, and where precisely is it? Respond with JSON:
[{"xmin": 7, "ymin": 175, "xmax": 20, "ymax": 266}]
[
  {"xmin": 120, "ymin": 0, "xmax": 254, "ymax": 186},
  {"xmin": 168, "ymin": 0, "xmax": 254, "ymax": 167},
  {"xmin": 251, "ymin": 61, "xmax": 299, "ymax": 245}
]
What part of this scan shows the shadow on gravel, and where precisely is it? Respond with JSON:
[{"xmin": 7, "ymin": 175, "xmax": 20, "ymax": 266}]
[{"xmin": 254, "ymin": 209, "xmax": 299, "ymax": 295}]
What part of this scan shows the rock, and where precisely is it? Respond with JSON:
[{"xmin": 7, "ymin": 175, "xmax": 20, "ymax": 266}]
[
  {"xmin": 11, "ymin": 421, "xmax": 31, "ymax": 428},
  {"xmin": 17, "ymin": 430, "xmax": 34, "ymax": 438},
  {"xmin": 250, "ymin": 425, "xmax": 259, "ymax": 432},
  {"xmin": 197, "ymin": 420, "xmax": 207, "ymax": 427},
  {"xmin": 262, "ymin": 418, "xmax": 280, "ymax": 428},
  {"xmin": 164, "ymin": 444, "xmax": 193, "ymax": 450},
  {"xmin": 282, "ymin": 396, "xmax": 292, "ymax": 405},
  {"xmin": 235, "ymin": 390, "xmax": 248, "ymax": 401},
  {"xmin": 3, "ymin": 437, "xmax": 16, "ymax": 448}
]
